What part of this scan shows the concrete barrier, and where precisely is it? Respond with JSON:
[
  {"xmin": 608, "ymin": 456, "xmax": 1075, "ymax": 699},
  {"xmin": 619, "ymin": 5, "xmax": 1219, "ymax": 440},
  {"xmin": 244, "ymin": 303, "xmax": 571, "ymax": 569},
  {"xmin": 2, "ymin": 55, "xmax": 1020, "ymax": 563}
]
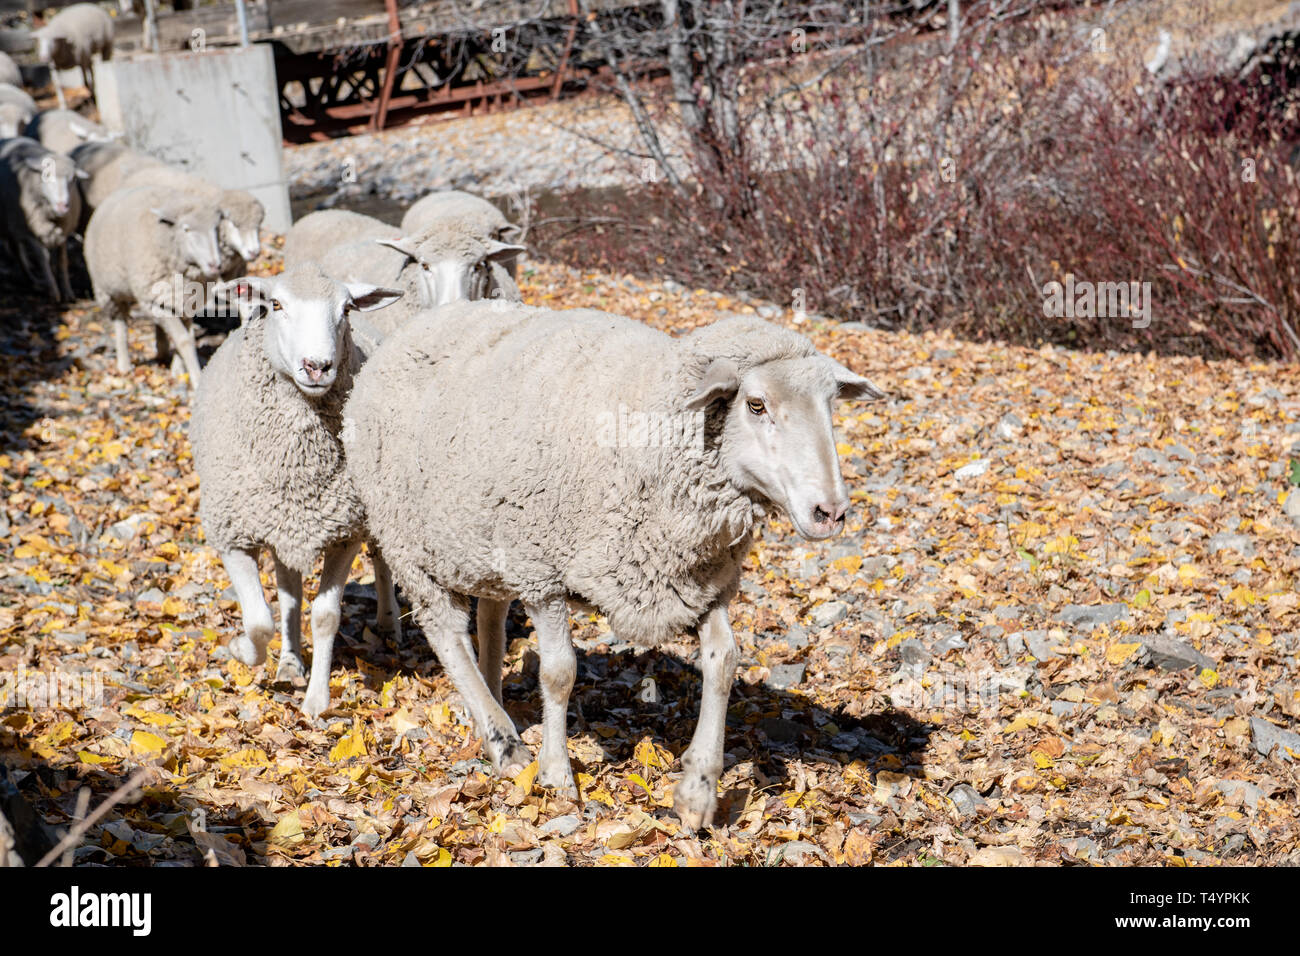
[{"xmin": 95, "ymin": 44, "xmax": 291, "ymax": 231}]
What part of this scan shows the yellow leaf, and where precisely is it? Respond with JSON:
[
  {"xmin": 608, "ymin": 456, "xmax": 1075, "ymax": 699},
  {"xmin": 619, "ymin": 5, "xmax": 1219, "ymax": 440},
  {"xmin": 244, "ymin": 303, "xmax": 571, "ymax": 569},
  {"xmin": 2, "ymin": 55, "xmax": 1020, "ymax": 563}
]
[
  {"xmin": 430, "ymin": 847, "xmax": 452, "ymax": 867},
  {"xmin": 1177, "ymin": 563, "xmax": 1201, "ymax": 582},
  {"xmin": 1030, "ymin": 750, "xmax": 1055, "ymax": 769},
  {"xmin": 219, "ymin": 748, "xmax": 270, "ymax": 770},
  {"xmin": 830, "ymin": 554, "xmax": 863, "ymax": 574},
  {"xmin": 227, "ymin": 660, "xmax": 253, "ymax": 687},
  {"xmin": 1002, "ymin": 714, "xmax": 1039, "ymax": 734},
  {"xmin": 78, "ymin": 751, "xmax": 116, "ymax": 765},
  {"xmin": 268, "ymin": 811, "xmax": 305, "ymax": 848},
  {"xmin": 1199, "ymin": 668, "xmax": 1219, "ymax": 689},
  {"xmin": 633, "ymin": 738, "xmax": 665, "ymax": 770},
  {"xmin": 1132, "ymin": 589, "xmax": 1151, "ymax": 608},
  {"xmin": 379, "ymin": 677, "xmax": 397, "ymax": 708},
  {"xmin": 130, "ymin": 730, "xmax": 167, "ymax": 756},
  {"xmin": 329, "ymin": 723, "xmax": 368, "ymax": 762},
  {"xmin": 101, "ymin": 441, "xmax": 127, "ymax": 462},
  {"xmin": 1106, "ymin": 642, "xmax": 1141, "ymax": 665},
  {"xmin": 160, "ymin": 597, "xmax": 186, "ymax": 617},
  {"xmin": 648, "ymin": 853, "xmax": 677, "ymax": 867},
  {"xmin": 512, "ymin": 760, "xmax": 539, "ymax": 792}
]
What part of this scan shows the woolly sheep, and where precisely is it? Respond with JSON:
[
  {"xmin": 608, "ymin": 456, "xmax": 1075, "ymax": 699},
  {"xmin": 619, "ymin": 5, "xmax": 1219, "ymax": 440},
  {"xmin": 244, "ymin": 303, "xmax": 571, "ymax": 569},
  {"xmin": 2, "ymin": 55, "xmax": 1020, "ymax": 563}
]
[
  {"xmin": 0, "ymin": 137, "xmax": 86, "ymax": 301},
  {"xmin": 33, "ymin": 3, "xmax": 114, "ymax": 109},
  {"xmin": 402, "ymin": 189, "xmax": 523, "ymax": 287},
  {"xmin": 68, "ymin": 140, "xmax": 165, "ymax": 218},
  {"xmin": 119, "ymin": 164, "xmax": 265, "ymax": 275},
  {"xmin": 191, "ymin": 266, "xmax": 404, "ymax": 717},
  {"xmin": 343, "ymin": 302, "xmax": 884, "ymax": 828},
  {"xmin": 0, "ymin": 51, "xmax": 20, "ymax": 88},
  {"xmin": 316, "ymin": 219, "xmax": 524, "ymax": 336},
  {"xmin": 0, "ymin": 84, "xmax": 37, "ymax": 139},
  {"xmin": 83, "ymin": 183, "xmax": 223, "ymax": 383},
  {"xmin": 282, "ymin": 209, "xmax": 397, "ymax": 270},
  {"xmin": 25, "ymin": 108, "xmax": 119, "ymax": 155}
]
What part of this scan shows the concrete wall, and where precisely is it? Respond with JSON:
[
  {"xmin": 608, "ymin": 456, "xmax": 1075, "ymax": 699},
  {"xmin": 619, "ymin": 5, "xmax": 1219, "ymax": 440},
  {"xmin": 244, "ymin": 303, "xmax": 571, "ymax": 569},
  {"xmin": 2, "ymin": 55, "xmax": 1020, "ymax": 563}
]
[{"xmin": 95, "ymin": 44, "xmax": 291, "ymax": 232}]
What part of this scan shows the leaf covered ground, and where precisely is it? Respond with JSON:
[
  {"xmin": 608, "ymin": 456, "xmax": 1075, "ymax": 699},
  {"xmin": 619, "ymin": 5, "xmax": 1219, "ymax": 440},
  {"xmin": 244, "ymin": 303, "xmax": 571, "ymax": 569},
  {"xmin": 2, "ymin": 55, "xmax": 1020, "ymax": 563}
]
[{"xmin": 1, "ymin": 257, "xmax": 1299, "ymax": 866}]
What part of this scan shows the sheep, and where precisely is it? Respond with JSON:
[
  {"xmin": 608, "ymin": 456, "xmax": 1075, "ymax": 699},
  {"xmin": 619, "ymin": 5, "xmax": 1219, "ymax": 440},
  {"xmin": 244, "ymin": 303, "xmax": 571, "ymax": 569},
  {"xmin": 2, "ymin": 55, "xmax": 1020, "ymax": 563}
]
[
  {"xmin": 190, "ymin": 266, "xmax": 404, "ymax": 717},
  {"xmin": 402, "ymin": 189, "xmax": 524, "ymax": 288},
  {"xmin": 25, "ymin": 108, "xmax": 119, "ymax": 155},
  {"xmin": 343, "ymin": 302, "xmax": 884, "ymax": 829},
  {"xmin": 0, "ymin": 137, "xmax": 86, "ymax": 301},
  {"xmin": 281, "ymin": 209, "xmax": 398, "ymax": 270},
  {"xmin": 69, "ymin": 140, "xmax": 165, "ymax": 218},
  {"xmin": 316, "ymin": 219, "xmax": 524, "ymax": 336},
  {"xmin": 83, "ymin": 183, "xmax": 223, "ymax": 383},
  {"xmin": 0, "ymin": 84, "xmax": 37, "ymax": 139},
  {"xmin": 119, "ymin": 164, "xmax": 265, "ymax": 276},
  {"xmin": 0, "ymin": 52, "xmax": 21, "ymax": 88},
  {"xmin": 32, "ymin": 3, "xmax": 114, "ymax": 110}
]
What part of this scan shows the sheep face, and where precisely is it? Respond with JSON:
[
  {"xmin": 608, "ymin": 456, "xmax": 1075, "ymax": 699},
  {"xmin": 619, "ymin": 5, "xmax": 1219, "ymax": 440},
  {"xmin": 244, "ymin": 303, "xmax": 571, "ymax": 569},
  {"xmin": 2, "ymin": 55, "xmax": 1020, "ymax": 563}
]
[
  {"xmin": 152, "ymin": 202, "xmax": 224, "ymax": 278},
  {"xmin": 219, "ymin": 216, "xmax": 260, "ymax": 262},
  {"xmin": 689, "ymin": 355, "xmax": 884, "ymax": 540},
  {"xmin": 377, "ymin": 235, "xmax": 524, "ymax": 307},
  {"xmin": 23, "ymin": 152, "xmax": 85, "ymax": 218},
  {"xmin": 229, "ymin": 270, "xmax": 402, "ymax": 397},
  {"xmin": 219, "ymin": 192, "xmax": 264, "ymax": 262}
]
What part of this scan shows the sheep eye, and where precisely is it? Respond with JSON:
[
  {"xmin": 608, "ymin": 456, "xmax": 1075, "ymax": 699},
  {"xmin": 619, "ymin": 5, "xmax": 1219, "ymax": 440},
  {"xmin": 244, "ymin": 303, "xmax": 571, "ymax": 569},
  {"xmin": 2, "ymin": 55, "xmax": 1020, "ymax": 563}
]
[
  {"xmin": 271, "ymin": 299, "xmax": 283, "ymax": 312},
  {"xmin": 343, "ymin": 302, "xmax": 356, "ymax": 315},
  {"xmin": 746, "ymin": 398, "xmax": 766, "ymax": 416}
]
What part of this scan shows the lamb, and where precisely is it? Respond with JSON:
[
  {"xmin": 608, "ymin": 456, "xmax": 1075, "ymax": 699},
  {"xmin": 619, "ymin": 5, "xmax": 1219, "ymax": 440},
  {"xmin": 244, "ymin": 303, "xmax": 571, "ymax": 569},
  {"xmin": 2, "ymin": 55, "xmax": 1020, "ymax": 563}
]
[
  {"xmin": 281, "ymin": 209, "xmax": 398, "ymax": 270},
  {"xmin": 190, "ymin": 266, "xmax": 404, "ymax": 718},
  {"xmin": 119, "ymin": 164, "xmax": 265, "ymax": 275},
  {"xmin": 343, "ymin": 302, "xmax": 884, "ymax": 828},
  {"xmin": 25, "ymin": 108, "xmax": 119, "ymax": 155},
  {"xmin": 0, "ymin": 137, "xmax": 86, "ymax": 301},
  {"xmin": 69, "ymin": 140, "xmax": 165, "ymax": 218},
  {"xmin": 83, "ymin": 183, "xmax": 223, "ymax": 383},
  {"xmin": 0, "ymin": 84, "xmax": 37, "ymax": 138},
  {"xmin": 32, "ymin": 3, "xmax": 114, "ymax": 109},
  {"xmin": 316, "ymin": 219, "xmax": 524, "ymax": 336}
]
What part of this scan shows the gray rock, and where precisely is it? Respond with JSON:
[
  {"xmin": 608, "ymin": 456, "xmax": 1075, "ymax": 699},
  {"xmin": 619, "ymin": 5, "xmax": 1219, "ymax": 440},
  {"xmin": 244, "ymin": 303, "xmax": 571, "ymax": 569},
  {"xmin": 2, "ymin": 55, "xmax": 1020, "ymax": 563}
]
[
  {"xmin": 767, "ymin": 663, "xmax": 806, "ymax": 690},
  {"xmin": 933, "ymin": 631, "xmax": 967, "ymax": 655},
  {"xmin": 778, "ymin": 626, "xmax": 810, "ymax": 650},
  {"xmin": 810, "ymin": 601, "xmax": 849, "ymax": 627},
  {"xmin": 1050, "ymin": 700, "xmax": 1083, "ymax": 717},
  {"xmin": 135, "ymin": 587, "xmax": 166, "ymax": 605},
  {"xmin": 1141, "ymin": 635, "xmax": 1212, "ymax": 672},
  {"xmin": 760, "ymin": 717, "xmax": 805, "ymax": 743},
  {"xmin": 538, "ymin": 814, "xmax": 581, "ymax": 837},
  {"xmin": 994, "ymin": 605, "xmax": 1022, "ymax": 621},
  {"xmin": 509, "ymin": 848, "xmax": 546, "ymax": 865},
  {"xmin": 321, "ymin": 845, "xmax": 355, "ymax": 861},
  {"xmin": 829, "ymin": 732, "xmax": 859, "ymax": 752},
  {"xmin": 1058, "ymin": 603, "xmax": 1129, "ymax": 628},
  {"xmin": 401, "ymin": 850, "xmax": 422, "ymax": 867},
  {"xmin": 898, "ymin": 639, "xmax": 930, "ymax": 667},
  {"xmin": 948, "ymin": 784, "xmax": 984, "ymax": 818},
  {"xmin": 1251, "ymin": 718, "xmax": 1300, "ymax": 761},
  {"xmin": 1215, "ymin": 779, "xmax": 1265, "ymax": 808},
  {"xmin": 771, "ymin": 840, "xmax": 829, "ymax": 865},
  {"xmin": 1207, "ymin": 532, "xmax": 1255, "ymax": 558}
]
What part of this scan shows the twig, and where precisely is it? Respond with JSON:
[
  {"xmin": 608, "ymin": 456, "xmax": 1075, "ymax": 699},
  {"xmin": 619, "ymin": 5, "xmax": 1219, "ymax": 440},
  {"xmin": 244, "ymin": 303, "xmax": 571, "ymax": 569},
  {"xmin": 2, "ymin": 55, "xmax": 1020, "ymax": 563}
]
[{"xmin": 36, "ymin": 768, "xmax": 150, "ymax": 867}]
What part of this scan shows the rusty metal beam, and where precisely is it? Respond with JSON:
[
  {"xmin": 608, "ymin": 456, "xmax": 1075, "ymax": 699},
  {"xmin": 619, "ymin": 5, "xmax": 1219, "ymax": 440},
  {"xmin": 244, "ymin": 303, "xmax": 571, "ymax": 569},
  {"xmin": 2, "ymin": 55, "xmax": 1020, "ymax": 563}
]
[{"xmin": 371, "ymin": 0, "xmax": 403, "ymax": 132}]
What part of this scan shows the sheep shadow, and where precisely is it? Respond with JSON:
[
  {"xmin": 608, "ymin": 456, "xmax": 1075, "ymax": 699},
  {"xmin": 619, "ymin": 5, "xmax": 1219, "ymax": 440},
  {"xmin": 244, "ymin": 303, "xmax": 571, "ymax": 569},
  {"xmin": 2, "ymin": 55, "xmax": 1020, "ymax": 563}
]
[
  {"xmin": 331, "ymin": 587, "xmax": 935, "ymax": 827},
  {"xmin": 0, "ymin": 281, "xmax": 74, "ymax": 460}
]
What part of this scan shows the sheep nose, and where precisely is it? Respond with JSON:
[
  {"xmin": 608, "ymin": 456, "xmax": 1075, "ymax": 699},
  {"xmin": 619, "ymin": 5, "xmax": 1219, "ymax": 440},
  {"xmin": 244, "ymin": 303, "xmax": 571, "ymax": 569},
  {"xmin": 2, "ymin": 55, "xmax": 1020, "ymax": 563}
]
[
  {"xmin": 302, "ymin": 358, "xmax": 332, "ymax": 382},
  {"xmin": 811, "ymin": 498, "xmax": 849, "ymax": 532}
]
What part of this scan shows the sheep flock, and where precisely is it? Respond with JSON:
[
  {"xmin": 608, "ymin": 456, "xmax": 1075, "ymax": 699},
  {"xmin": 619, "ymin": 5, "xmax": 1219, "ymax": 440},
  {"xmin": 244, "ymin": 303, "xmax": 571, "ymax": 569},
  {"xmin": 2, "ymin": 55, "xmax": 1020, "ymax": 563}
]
[{"xmin": 0, "ymin": 11, "xmax": 882, "ymax": 836}]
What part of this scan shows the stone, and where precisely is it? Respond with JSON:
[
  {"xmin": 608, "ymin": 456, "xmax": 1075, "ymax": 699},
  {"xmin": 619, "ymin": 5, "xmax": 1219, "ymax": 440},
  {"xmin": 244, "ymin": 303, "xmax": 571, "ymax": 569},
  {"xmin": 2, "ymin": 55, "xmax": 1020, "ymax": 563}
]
[
  {"xmin": 1058, "ymin": 603, "xmax": 1129, "ymax": 628},
  {"xmin": 1214, "ymin": 779, "xmax": 1265, "ymax": 808},
  {"xmin": 1251, "ymin": 718, "xmax": 1300, "ymax": 760},
  {"xmin": 759, "ymin": 717, "xmax": 805, "ymax": 743},
  {"xmin": 898, "ymin": 639, "xmax": 930, "ymax": 667},
  {"xmin": 538, "ymin": 814, "xmax": 581, "ymax": 837},
  {"xmin": 948, "ymin": 784, "xmax": 984, "ymax": 818},
  {"xmin": 1207, "ymin": 532, "xmax": 1255, "ymax": 558},
  {"xmin": 810, "ymin": 601, "xmax": 849, "ymax": 627},
  {"xmin": 1140, "ymin": 635, "xmax": 1212, "ymax": 672},
  {"xmin": 767, "ymin": 663, "xmax": 805, "ymax": 690}
]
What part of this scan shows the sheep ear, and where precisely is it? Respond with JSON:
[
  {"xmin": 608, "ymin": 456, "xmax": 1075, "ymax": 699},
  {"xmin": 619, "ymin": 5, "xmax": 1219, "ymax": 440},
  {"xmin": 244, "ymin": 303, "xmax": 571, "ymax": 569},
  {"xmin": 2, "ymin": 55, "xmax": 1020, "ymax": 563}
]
[
  {"xmin": 824, "ymin": 358, "xmax": 885, "ymax": 402},
  {"xmin": 345, "ymin": 283, "xmax": 404, "ymax": 312},
  {"xmin": 151, "ymin": 206, "xmax": 180, "ymax": 226},
  {"xmin": 686, "ymin": 358, "xmax": 740, "ymax": 410},
  {"xmin": 68, "ymin": 118, "xmax": 91, "ymax": 137},
  {"xmin": 499, "ymin": 224, "xmax": 523, "ymax": 243},
  {"xmin": 484, "ymin": 239, "xmax": 525, "ymax": 263},
  {"xmin": 74, "ymin": 168, "xmax": 89, "ymax": 180},
  {"xmin": 375, "ymin": 236, "xmax": 419, "ymax": 260}
]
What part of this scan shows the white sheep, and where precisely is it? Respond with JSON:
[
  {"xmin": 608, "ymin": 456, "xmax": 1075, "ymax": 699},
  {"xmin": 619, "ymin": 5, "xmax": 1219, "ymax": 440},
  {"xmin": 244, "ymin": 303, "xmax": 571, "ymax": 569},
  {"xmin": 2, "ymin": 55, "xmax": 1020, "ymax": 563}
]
[
  {"xmin": 119, "ymin": 164, "xmax": 265, "ymax": 276},
  {"xmin": 402, "ymin": 189, "xmax": 524, "ymax": 292},
  {"xmin": 32, "ymin": 3, "xmax": 114, "ymax": 110},
  {"xmin": 190, "ymin": 266, "xmax": 404, "ymax": 717},
  {"xmin": 0, "ymin": 83, "xmax": 37, "ymax": 138},
  {"xmin": 343, "ymin": 302, "xmax": 883, "ymax": 829},
  {"xmin": 83, "ymin": 183, "xmax": 223, "ymax": 383},
  {"xmin": 0, "ymin": 137, "xmax": 86, "ymax": 301},
  {"xmin": 0, "ymin": 52, "xmax": 21, "ymax": 89},
  {"xmin": 316, "ymin": 219, "xmax": 524, "ymax": 336},
  {"xmin": 282, "ymin": 209, "xmax": 399, "ymax": 270},
  {"xmin": 25, "ymin": 108, "xmax": 119, "ymax": 155}
]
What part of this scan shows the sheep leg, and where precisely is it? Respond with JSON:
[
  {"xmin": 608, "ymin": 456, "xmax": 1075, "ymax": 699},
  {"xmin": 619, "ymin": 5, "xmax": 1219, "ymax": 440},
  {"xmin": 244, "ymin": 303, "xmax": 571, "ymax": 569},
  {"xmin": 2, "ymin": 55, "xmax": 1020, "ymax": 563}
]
[
  {"xmin": 371, "ymin": 545, "xmax": 402, "ymax": 642},
  {"xmin": 415, "ymin": 588, "xmax": 529, "ymax": 776},
  {"xmin": 224, "ymin": 548, "xmax": 274, "ymax": 668},
  {"xmin": 272, "ymin": 556, "xmax": 305, "ymax": 682},
  {"xmin": 149, "ymin": 307, "xmax": 202, "ymax": 384},
  {"xmin": 523, "ymin": 597, "xmax": 576, "ymax": 794},
  {"xmin": 154, "ymin": 325, "xmax": 173, "ymax": 366},
  {"xmin": 674, "ymin": 604, "xmax": 737, "ymax": 831},
  {"xmin": 110, "ymin": 306, "xmax": 132, "ymax": 375},
  {"xmin": 54, "ymin": 80, "xmax": 66, "ymax": 110},
  {"xmin": 475, "ymin": 598, "xmax": 509, "ymax": 704},
  {"xmin": 56, "ymin": 242, "xmax": 73, "ymax": 302},
  {"xmin": 301, "ymin": 540, "xmax": 360, "ymax": 718}
]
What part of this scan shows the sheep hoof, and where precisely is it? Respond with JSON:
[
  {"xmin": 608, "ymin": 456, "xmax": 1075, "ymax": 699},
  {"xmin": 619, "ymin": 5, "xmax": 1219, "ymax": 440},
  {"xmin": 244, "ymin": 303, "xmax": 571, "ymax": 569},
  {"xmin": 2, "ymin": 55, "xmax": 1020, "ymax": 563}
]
[
  {"xmin": 487, "ymin": 738, "xmax": 531, "ymax": 778},
  {"xmin": 301, "ymin": 684, "xmax": 330, "ymax": 719},
  {"xmin": 538, "ymin": 768, "xmax": 578, "ymax": 797},
  {"xmin": 230, "ymin": 630, "xmax": 270, "ymax": 666},
  {"xmin": 274, "ymin": 654, "xmax": 305, "ymax": 683},
  {"xmin": 672, "ymin": 775, "xmax": 718, "ymax": 833}
]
